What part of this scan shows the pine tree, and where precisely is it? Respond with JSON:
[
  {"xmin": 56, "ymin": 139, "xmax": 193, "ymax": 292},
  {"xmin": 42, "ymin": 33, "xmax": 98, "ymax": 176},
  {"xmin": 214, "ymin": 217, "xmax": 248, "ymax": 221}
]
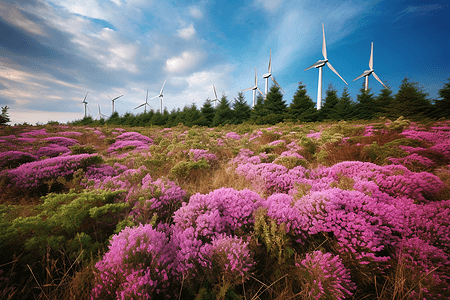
[
  {"xmin": 288, "ymin": 82, "xmax": 318, "ymax": 122},
  {"xmin": 353, "ymin": 85, "xmax": 376, "ymax": 120},
  {"xmin": 391, "ymin": 77, "xmax": 432, "ymax": 119},
  {"xmin": 212, "ymin": 94, "xmax": 233, "ymax": 126},
  {"xmin": 432, "ymin": 78, "xmax": 450, "ymax": 119},
  {"xmin": 321, "ymin": 84, "xmax": 340, "ymax": 120},
  {"xmin": 250, "ymin": 94, "xmax": 268, "ymax": 124},
  {"xmin": 262, "ymin": 85, "xmax": 287, "ymax": 124},
  {"xmin": 335, "ymin": 87, "xmax": 354, "ymax": 120},
  {"xmin": 232, "ymin": 92, "xmax": 251, "ymax": 124},
  {"xmin": 0, "ymin": 106, "xmax": 10, "ymax": 125},
  {"xmin": 200, "ymin": 99, "xmax": 216, "ymax": 127},
  {"xmin": 373, "ymin": 86, "xmax": 395, "ymax": 118}
]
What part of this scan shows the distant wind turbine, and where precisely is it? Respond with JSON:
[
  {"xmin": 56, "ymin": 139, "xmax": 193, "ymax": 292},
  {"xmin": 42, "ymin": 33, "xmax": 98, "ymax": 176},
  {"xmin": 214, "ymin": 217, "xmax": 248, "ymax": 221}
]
[
  {"xmin": 95, "ymin": 104, "xmax": 107, "ymax": 120},
  {"xmin": 263, "ymin": 49, "xmax": 284, "ymax": 96},
  {"xmin": 305, "ymin": 23, "xmax": 348, "ymax": 110},
  {"xmin": 76, "ymin": 91, "xmax": 89, "ymax": 118},
  {"xmin": 353, "ymin": 42, "xmax": 387, "ymax": 91},
  {"xmin": 242, "ymin": 67, "xmax": 264, "ymax": 107},
  {"xmin": 212, "ymin": 85, "xmax": 219, "ymax": 109},
  {"xmin": 134, "ymin": 89, "xmax": 152, "ymax": 113},
  {"xmin": 150, "ymin": 80, "xmax": 166, "ymax": 113},
  {"xmin": 108, "ymin": 94, "xmax": 123, "ymax": 114}
]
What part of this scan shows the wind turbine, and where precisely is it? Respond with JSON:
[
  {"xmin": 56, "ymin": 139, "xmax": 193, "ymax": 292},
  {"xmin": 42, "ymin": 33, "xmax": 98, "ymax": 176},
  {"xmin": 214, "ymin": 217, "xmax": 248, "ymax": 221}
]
[
  {"xmin": 108, "ymin": 94, "xmax": 123, "ymax": 114},
  {"xmin": 262, "ymin": 49, "xmax": 284, "ymax": 96},
  {"xmin": 305, "ymin": 23, "xmax": 348, "ymax": 110},
  {"xmin": 242, "ymin": 67, "xmax": 264, "ymax": 107},
  {"xmin": 353, "ymin": 42, "xmax": 387, "ymax": 91},
  {"xmin": 95, "ymin": 104, "xmax": 107, "ymax": 120},
  {"xmin": 76, "ymin": 91, "xmax": 89, "ymax": 118},
  {"xmin": 212, "ymin": 85, "xmax": 219, "ymax": 109},
  {"xmin": 150, "ymin": 80, "xmax": 166, "ymax": 113},
  {"xmin": 134, "ymin": 89, "xmax": 152, "ymax": 113}
]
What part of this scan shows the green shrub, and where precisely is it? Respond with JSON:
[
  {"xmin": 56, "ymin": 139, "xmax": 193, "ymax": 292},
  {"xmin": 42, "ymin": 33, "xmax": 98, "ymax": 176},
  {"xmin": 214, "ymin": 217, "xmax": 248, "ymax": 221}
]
[{"xmin": 169, "ymin": 159, "xmax": 210, "ymax": 179}]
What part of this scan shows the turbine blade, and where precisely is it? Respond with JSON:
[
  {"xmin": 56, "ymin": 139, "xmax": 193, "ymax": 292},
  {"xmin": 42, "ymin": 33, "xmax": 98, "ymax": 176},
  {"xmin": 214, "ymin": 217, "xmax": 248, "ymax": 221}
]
[
  {"xmin": 327, "ymin": 62, "xmax": 348, "ymax": 85},
  {"xmin": 372, "ymin": 72, "xmax": 387, "ymax": 89},
  {"xmin": 322, "ymin": 23, "xmax": 327, "ymax": 60},
  {"xmin": 271, "ymin": 76, "xmax": 285, "ymax": 93},
  {"xmin": 146, "ymin": 89, "xmax": 148, "ymax": 102},
  {"xmin": 353, "ymin": 72, "xmax": 367, "ymax": 81},
  {"xmin": 268, "ymin": 49, "xmax": 272, "ymax": 73},
  {"xmin": 149, "ymin": 95, "xmax": 159, "ymax": 100},
  {"xmin": 83, "ymin": 91, "xmax": 89, "ymax": 102},
  {"xmin": 112, "ymin": 95, "xmax": 123, "ymax": 101},
  {"xmin": 257, "ymin": 87, "xmax": 265, "ymax": 97},
  {"xmin": 369, "ymin": 42, "xmax": 373, "ymax": 70},
  {"xmin": 213, "ymin": 84, "xmax": 218, "ymax": 99},
  {"xmin": 135, "ymin": 103, "xmax": 145, "ymax": 109},
  {"xmin": 254, "ymin": 67, "xmax": 257, "ymax": 85},
  {"xmin": 242, "ymin": 87, "xmax": 254, "ymax": 92},
  {"xmin": 107, "ymin": 94, "xmax": 112, "ymax": 100},
  {"xmin": 160, "ymin": 80, "xmax": 166, "ymax": 95},
  {"xmin": 305, "ymin": 60, "xmax": 323, "ymax": 71}
]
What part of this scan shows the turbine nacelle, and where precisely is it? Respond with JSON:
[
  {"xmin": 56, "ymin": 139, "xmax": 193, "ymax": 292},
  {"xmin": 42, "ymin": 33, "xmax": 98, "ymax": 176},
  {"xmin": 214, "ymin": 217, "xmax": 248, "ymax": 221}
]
[{"xmin": 304, "ymin": 59, "xmax": 328, "ymax": 71}]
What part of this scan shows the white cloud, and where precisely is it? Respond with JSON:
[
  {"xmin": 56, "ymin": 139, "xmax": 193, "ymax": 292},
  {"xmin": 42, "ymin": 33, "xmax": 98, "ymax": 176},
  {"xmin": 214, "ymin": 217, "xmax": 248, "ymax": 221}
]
[
  {"xmin": 0, "ymin": 2, "xmax": 46, "ymax": 36},
  {"xmin": 46, "ymin": 0, "xmax": 110, "ymax": 21},
  {"xmin": 165, "ymin": 51, "xmax": 202, "ymax": 73},
  {"xmin": 395, "ymin": 4, "xmax": 443, "ymax": 22},
  {"xmin": 255, "ymin": 0, "xmax": 284, "ymax": 11},
  {"xmin": 109, "ymin": 0, "xmax": 122, "ymax": 7},
  {"xmin": 177, "ymin": 24, "xmax": 196, "ymax": 40},
  {"xmin": 189, "ymin": 6, "xmax": 203, "ymax": 18}
]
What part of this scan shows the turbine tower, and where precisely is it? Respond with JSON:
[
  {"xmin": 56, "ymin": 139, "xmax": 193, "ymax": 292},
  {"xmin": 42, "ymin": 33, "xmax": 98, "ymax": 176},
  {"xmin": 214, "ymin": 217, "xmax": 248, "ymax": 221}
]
[
  {"xmin": 212, "ymin": 85, "xmax": 219, "ymax": 109},
  {"xmin": 95, "ymin": 104, "xmax": 107, "ymax": 120},
  {"xmin": 353, "ymin": 42, "xmax": 387, "ymax": 91},
  {"xmin": 262, "ymin": 49, "xmax": 284, "ymax": 96},
  {"xmin": 242, "ymin": 67, "xmax": 264, "ymax": 107},
  {"xmin": 108, "ymin": 94, "xmax": 123, "ymax": 114},
  {"xmin": 76, "ymin": 92, "xmax": 89, "ymax": 118},
  {"xmin": 150, "ymin": 80, "xmax": 166, "ymax": 113},
  {"xmin": 305, "ymin": 23, "xmax": 347, "ymax": 110},
  {"xmin": 134, "ymin": 89, "xmax": 152, "ymax": 114}
]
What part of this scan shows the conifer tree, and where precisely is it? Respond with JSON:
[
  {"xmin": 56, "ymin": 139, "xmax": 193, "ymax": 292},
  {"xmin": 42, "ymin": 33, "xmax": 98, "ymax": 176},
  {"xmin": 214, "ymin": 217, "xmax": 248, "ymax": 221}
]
[
  {"xmin": 321, "ymin": 84, "xmax": 340, "ymax": 120},
  {"xmin": 262, "ymin": 85, "xmax": 287, "ymax": 124},
  {"xmin": 374, "ymin": 86, "xmax": 395, "ymax": 118},
  {"xmin": 0, "ymin": 106, "xmax": 10, "ymax": 125},
  {"xmin": 391, "ymin": 77, "xmax": 432, "ymax": 119},
  {"xmin": 250, "ymin": 94, "xmax": 268, "ymax": 124},
  {"xmin": 335, "ymin": 87, "xmax": 354, "ymax": 120},
  {"xmin": 432, "ymin": 78, "xmax": 450, "ymax": 119},
  {"xmin": 200, "ymin": 99, "xmax": 216, "ymax": 127},
  {"xmin": 212, "ymin": 94, "xmax": 233, "ymax": 126},
  {"xmin": 288, "ymin": 82, "xmax": 318, "ymax": 122},
  {"xmin": 353, "ymin": 84, "xmax": 376, "ymax": 120},
  {"xmin": 232, "ymin": 92, "xmax": 251, "ymax": 124}
]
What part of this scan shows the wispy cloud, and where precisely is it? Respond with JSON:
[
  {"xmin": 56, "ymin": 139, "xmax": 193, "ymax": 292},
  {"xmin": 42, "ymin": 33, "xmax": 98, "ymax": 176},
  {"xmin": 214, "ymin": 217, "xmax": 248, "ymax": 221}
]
[
  {"xmin": 0, "ymin": 1, "xmax": 46, "ymax": 36},
  {"xmin": 395, "ymin": 4, "xmax": 443, "ymax": 22},
  {"xmin": 177, "ymin": 24, "xmax": 196, "ymax": 40},
  {"xmin": 165, "ymin": 51, "xmax": 204, "ymax": 74}
]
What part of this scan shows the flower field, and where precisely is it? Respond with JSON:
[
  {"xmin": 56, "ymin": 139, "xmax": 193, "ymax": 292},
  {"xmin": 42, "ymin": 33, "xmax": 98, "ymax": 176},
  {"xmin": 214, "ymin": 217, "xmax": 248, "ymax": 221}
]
[{"xmin": 1, "ymin": 117, "xmax": 450, "ymax": 299}]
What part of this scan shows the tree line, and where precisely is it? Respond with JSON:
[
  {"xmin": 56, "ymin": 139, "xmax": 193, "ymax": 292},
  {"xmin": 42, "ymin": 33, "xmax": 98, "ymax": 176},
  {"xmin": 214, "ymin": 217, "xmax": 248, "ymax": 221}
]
[{"xmin": 69, "ymin": 77, "xmax": 450, "ymax": 127}]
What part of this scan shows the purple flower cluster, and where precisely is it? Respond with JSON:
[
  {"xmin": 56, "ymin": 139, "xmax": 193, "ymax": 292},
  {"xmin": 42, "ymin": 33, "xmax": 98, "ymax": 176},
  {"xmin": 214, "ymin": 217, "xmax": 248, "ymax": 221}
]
[
  {"xmin": 36, "ymin": 145, "xmax": 71, "ymax": 158},
  {"xmin": 116, "ymin": 132, "xmax": 153, "ymax": 144},
  {"xmin": 390, "ymin": 153, "xmax": 435, "ymax": 168},
  {"xmin": 6, "ymin": 154, "xmax": 100, "ymax": 189},
  {"xmin": 19, "ymin": 128, "xmax": 48, "ymax": 136},
  {"xmin": 43, "ymin": 136, "xmax": 79, "ymax": 147},
  {"xmin": 108, "ymin": 132, "xmax": 153, "ymax": 154},
  {"xmin": 225, "ymin": 132, "xmax": 242, "ymax": 140},
  {"xmin": 56, "ymin": 131, "xmax": 83, "ymax": 137},
  {"xmin": 297, "ymin": 250, "xmax": 356, "ymax": 299},
  {"xmin": 188, "ymin": 149, "xmax": 218, "ymax": 162},
  {"xmin": 307, "ymin": 131, "xmax": 322, "ymax": 140},
  {"xmin": 0, "ymin": 151, "xmax": 38, "ymax": 169}
]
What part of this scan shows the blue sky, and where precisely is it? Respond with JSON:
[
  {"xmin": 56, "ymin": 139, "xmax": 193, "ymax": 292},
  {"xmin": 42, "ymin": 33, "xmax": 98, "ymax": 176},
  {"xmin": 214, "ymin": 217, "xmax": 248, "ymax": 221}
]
[{"xmin": 0, "ymin": 0, "xmax": 448, "ymax": 125}]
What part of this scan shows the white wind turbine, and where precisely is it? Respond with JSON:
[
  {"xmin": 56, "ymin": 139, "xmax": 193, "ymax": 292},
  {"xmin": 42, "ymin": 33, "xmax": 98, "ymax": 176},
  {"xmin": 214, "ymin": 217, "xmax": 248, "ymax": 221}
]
[
  {"xmin": 305, "ymin": 23, "xmax": 348, "ymax": 110},
  {"xmin": 76, "ymin": 91, "xmax": 89, "ymax": 118},
  {"xmin": 150, "ymin": 80, "xmax": 166, "ymax": 113},
  {"xmin": 95, "ymin": 104, "xmax": 107, "ymax": 120},
  {"xmin": 108, "ymin": 94, "xmax": 123, "ymax": 114},
  {"xmin": 262, "ymin": 49, "xmax": 284, "ymax": 96},
  {"xmin": 212, "ymin": 85, "xmax": 219, "ymax": 109},
  {"xmin": 353, "ymin": 42, "xmax": 387, "ymax": 91},
  {"xmin": 134, "ymin": 89, "xmax": 152, "ymax": 114},
  {"xmin": 242, "ymin": 67, "xmax": 265, "ymax": 107}
]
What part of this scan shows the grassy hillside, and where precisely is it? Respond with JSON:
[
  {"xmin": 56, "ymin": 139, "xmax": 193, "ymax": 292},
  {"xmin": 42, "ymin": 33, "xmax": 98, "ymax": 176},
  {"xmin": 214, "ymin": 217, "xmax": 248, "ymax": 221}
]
[{"xmin": 1, "ymin": 117, "xmax": 449, "ymax": 299}]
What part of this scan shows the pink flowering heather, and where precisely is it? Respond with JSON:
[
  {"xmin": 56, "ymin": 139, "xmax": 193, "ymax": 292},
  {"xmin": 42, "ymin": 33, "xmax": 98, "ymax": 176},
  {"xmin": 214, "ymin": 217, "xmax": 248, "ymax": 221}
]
[
  {"xmin": 173, "ymin": 188, "xmax": 262, "ymax": 240},
  {"xmin": 0, "ymin": 151, "xmax": 38, "ymax": 169},
  {"xmin": 16, "ymin": 137, "xmax": 37, "ymax": 143},
  {"xmin": 129, "ymin": 174, "xmax": 186, "ymax": 224},
  {"xmin": 116, "ymin": 132, "xmax": 153, "ymax": 144},
  {"xmin": 36, "ymin": 145, "xmax": 71, "ymax": 158},
  {"xmin": 390, "ymin": 153, "xmax": 435, "ymax": 168},
  {"xmin": 297, "ymin": 250, "xmax": 356, "ymax": 300},
  {"xmin": 43, "ymin": 136, "xmax": 79, "ymax": 147},
  {"xmin": 217, "ymin": 138, "xmax": 225, "ymax": 146},
  {"xmin": 92, "ymin": 224, "xmax": 177, "ymax": 300},
  {"xmin": 108, "ymin": 140, "xmax": 149, "ymax": 153},
  {"xmin": 19, "ymin": 128, "xmax": 48, "ymax": 136},
  {"xmin": 307, "ymin": 131, "xmax": 322, "ymax": 139},
  {"xmin": 6, "ymin": 154, "xmax": 101, "ymax": 190},
  {"xmin": 84, "ymin": 166, "xmax": 148, "ymax": 195},
  {"xmin": 249, "ymin": 130, "xmax": 263, "ymax": 141},
  {"xmin": 269, "ymin": 139, "xmax": 285, "ymax": 146},
  {"xmin": 188, "ymin": 149, "xmax": 218, "ymax": 163},
  {"xmin": 56, "ymin": 131, "xmax": 83, "ymax": 137},
  {"xmin": 225, "ymin": 132, "xmax": 242, "ymax": 140},
  {"xmin": 278, "ymin": 150, "xmax": 305, "ymax": 159}
]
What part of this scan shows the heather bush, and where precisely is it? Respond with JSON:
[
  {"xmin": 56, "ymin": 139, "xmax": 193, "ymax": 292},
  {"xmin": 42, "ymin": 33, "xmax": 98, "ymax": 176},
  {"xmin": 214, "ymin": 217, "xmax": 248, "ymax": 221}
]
[
  {"xmin": 0, "ymin": 150, "xmax": 38, "ymax": 169},
  {"xmin": 43, "ymin": 136, "xmax": 79, "ymax": 147},
  {"xmin": 36, "ymin": 144, "xmax": 71, "ymax": 157},
  {"xmin": 296, "ymin": 250, "xmax": 356, "ymax": 300},
  {"xmin": 188, "ymin": 148, "xmax": 218, "ymax": 163}
]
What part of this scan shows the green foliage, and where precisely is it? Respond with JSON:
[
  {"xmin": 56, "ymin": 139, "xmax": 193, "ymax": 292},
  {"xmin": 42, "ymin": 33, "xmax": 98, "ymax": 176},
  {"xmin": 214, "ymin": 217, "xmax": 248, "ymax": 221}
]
[
  {"xmin": 261, "ymin": 85, "xmax": 287, "ymax": 124},
  {"xmin": 169, "ymin": 159, "xmax": 210, "ymax": 179},
  {"xmin": 201, "ymin": 99, "xmax": 216, "ymax": 127},
  {"xmin": 288, "ymin": 81, "xmax": 317, "ymax": 122},
  {"xmin": 353, "ymin": 85, "xmax": 376, "ymax": 120},
  {"xmin": 391, "ymin": 77, "xmax": 433, "ymax": 119},
  {"xmin": 0, "ymin": 106, "xmax": 10, "ymax": 125},
  {"xmin": 231, "ymin": 92, "xmax": 251, "ymax": 124},
  {"xmin": 273, "ymin": 156, "xmax": 308, "ymax": 169},
  {"xmin": 432, "ymin": 77, "xmax": 450, "ymax": 119},
  {"xmin": 321, "ymin": 84, "xmax": 340, "ymax": 120},
  {"xmin": 362, "ymin": 141, "xmax": 407, "ymax": 164},
  {"xmin": 335, "ymin": 87, "xmax": 355, "ymax": 120},
  {"xmin": 69, "ymin": 144, "xmax": 96, "ymax": 154},
  {"xmin": 212, "ymin": 94, "xmax": 234, "ymax": 126}
]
